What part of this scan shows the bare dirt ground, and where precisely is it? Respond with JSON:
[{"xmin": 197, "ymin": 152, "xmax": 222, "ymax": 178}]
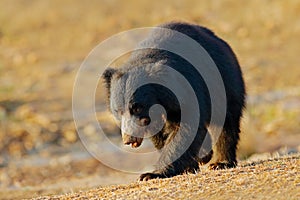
[{"xmin": 0, "ymin": 0, "xmax": 300, "ymax": 199}]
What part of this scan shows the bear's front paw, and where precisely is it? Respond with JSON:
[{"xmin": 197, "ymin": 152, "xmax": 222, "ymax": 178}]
[
  {"xmin": 209, "ymin": 162, "xmax": 236, "ymax": 170},
  {"xmin": 139, "ymin": 172, "xmax": 164, "ymax": 181}
]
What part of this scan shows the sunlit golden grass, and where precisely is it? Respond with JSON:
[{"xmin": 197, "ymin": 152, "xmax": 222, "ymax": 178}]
[{"xmin": 32, "ymin": 153, "xmax": 300, "ymax": 200}]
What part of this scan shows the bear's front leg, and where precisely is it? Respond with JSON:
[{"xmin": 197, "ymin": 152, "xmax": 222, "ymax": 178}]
[{"xmin": 139, "ymin": 128, "xmax": 207, "ymax": 181}]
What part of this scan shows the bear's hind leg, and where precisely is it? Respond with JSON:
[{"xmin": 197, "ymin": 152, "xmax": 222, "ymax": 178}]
[{"xmin": 209, "ymin": 116, "xmax": 240, "ymax": 170}]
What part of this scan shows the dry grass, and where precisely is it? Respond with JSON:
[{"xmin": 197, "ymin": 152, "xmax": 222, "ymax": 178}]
[{"xmin": 32, "ymin": 153, "xmax": 300, "ymax": 200}]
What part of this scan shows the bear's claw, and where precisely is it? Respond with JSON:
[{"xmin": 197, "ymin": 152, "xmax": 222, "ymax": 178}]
[
  {"xmin": 209, "ymin": 162, "xmax": 236, "ymax": 170},
  {"xmin": 139, "ymin": 173, "xmax": 164, "ymax": 181}
]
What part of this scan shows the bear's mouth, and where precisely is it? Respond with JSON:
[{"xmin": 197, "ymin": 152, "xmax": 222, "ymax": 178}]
[{"xmin": 122, "ymin": 134, "xmax": 144, "ymax": 148}]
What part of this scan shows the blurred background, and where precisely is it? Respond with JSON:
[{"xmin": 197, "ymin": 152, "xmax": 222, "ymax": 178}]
[{"xmin": 0, "ymin": 0, "xmax": 299, "ymax": 198}]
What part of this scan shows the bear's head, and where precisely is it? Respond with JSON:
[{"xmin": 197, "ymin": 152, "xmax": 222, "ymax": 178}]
[{"xmin": 102, "ymin": 64, "xmax": 180, "ymax": 148}]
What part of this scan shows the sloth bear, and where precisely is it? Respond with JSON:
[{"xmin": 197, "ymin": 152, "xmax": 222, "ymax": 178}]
[{"xmin": 102, "ymin": 22, "xmax": 246, "ymax": 181}]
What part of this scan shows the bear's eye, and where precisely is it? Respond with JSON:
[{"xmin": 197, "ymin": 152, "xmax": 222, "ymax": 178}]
[
  {"xmin": 113, "ymin": 109, "xmax": 123, "ymax": 117},
  {"xmin": 131, "ymin": 103, "xmax": 143, "ymax": 115}
]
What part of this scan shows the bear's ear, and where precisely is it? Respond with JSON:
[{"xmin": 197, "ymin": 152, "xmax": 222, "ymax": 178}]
[
  {"xmin": 102, "ymin": 68, "xmax": 117, "ymax": 91},
  {"xmin": 102, "ymin": 68, "xmax": 123, "ymax": 105}
]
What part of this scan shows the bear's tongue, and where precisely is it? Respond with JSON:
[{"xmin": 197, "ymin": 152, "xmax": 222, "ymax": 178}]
[
  {"xmin": 123, "ymin": 135, "xmax": 143, "ymax": 148},
  {"xmin": 131, "ymin": 142, "xmax": 139, "ymax": 148}
]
